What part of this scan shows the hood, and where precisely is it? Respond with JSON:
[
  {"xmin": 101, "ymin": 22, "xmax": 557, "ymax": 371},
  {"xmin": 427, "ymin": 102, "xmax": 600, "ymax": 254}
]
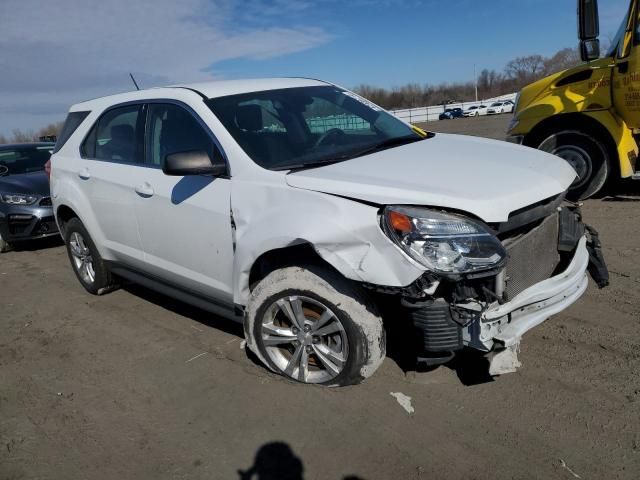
[
  {"xmin": 0, "ymin": 171, "xmax": 50, "ymax": 196},
  {"xmin": 286, "ymin": 134, "xmax": 576, "ymax": 222}
]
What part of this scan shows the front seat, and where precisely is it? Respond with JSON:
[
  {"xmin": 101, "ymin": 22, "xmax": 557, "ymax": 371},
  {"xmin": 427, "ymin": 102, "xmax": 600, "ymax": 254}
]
[{"xmin": 105, "ymin": 124, "xmax": 136, "ymax": 162}]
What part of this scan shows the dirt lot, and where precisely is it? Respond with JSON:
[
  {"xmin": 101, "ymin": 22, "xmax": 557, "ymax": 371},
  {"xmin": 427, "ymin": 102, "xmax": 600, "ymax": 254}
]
[{"xmin": 2, "ymin": 116, "xmax": 639, "ymax": 480}]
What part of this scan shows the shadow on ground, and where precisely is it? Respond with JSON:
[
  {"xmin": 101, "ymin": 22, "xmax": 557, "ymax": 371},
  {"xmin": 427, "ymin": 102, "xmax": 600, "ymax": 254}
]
[
  {"xmin": 238, "ymin": 442, "xmax": 365, "ymax": 480},
  {"xmin": 11, "ymin": 235, "xmax": 64, "ymax": 252}
]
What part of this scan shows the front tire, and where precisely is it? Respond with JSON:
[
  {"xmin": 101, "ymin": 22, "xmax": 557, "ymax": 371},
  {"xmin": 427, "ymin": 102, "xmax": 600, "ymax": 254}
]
[
  {"xmin": 537, "ymin": 130, "xmax": 610, "ymax": 200},
  {"xmin": 244, "ymin": 265, "xmax": 386, "ymax": 386},
  {"xmin": 64, "ymin": 217, "xmax": 117, "ymax": 295}
]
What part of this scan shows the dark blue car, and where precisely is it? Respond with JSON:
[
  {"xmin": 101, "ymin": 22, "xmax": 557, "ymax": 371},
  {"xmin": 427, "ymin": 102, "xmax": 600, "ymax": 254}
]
[
  {"xmin": 0, "ymin": 143, "xmax": 58, "ymax": 252},
  {"xmin": 439, "ymin": 108, "xmax": 464, "ymax": 120}
]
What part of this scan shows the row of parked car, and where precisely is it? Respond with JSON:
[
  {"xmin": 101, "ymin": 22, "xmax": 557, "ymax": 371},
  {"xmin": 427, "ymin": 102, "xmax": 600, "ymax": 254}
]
[
  {"xmin": 0, "ymin": 78, "xmax": 606, "ymax": 388},
  {"xmin": 439, "ymin": 100, "xmax": 515, "ymax": 120}
]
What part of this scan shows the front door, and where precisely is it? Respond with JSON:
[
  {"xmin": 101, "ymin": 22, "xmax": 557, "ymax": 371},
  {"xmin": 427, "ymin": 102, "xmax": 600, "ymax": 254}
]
[
  {"xmin": 612, "ymin": 0, "xmax": 640, "ymax": 129},
  {"xmin": 134, "ymin": 102, "xmax": 234, "ymax": 303}
]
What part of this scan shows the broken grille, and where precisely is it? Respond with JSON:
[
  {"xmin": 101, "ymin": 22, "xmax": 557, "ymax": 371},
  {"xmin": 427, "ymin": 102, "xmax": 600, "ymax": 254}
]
[{"xmin": 503, "ymin": 213, "xmax": 560, "ymax": 300}]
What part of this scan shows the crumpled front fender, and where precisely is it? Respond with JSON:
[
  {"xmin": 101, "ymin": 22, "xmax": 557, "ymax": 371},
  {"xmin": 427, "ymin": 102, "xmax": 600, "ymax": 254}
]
[{"xmin": 231, "ymin": 180, "xmax": 425, "ymax": 305}]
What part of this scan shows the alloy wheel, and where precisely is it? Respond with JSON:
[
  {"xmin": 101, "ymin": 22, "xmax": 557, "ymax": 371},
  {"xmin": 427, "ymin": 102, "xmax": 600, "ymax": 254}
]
[
  {"xmin": 69, "ymin": 232, "xmax": 96, "ymax": 284},
  {"xmin": 260, "ymin": 295, "xmax": 349, "ymax": 384}
]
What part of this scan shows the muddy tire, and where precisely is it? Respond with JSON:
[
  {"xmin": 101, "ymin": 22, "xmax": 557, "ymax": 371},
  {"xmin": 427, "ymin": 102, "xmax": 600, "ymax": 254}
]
[
  {"xmin": 537, "ymin": 130, "xmax": 610, "ymax": 200},
  {"xmin": 64, "ymin": 217, "xmax": 117, "ymax": 295},
  {"xmin": 244, "ymin": 265, "xmax": 386, "ymax": 386}
]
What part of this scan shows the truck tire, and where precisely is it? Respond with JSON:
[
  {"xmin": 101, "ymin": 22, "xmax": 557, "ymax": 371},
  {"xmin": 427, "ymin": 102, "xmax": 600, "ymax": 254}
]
[
  {"xmin": 244, "ymin": 265, "xmax": 386, "ymax": 386},
  {"xmin": 64, "ymin": 217, "xmax": 117, "ymax": 295},
  {"xmin": 537, "ymin": 130, "xmax": 610, "ymax": 200}
]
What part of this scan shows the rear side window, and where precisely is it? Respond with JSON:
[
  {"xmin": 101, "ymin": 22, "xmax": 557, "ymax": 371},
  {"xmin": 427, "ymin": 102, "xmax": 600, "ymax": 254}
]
[
  {"xmin": 81, "ymin": 105, "xmax": 143, "ymax": 164},
  {"xmin": 53, "ymin": 111, "xmax": 90, "ymax": 153}
]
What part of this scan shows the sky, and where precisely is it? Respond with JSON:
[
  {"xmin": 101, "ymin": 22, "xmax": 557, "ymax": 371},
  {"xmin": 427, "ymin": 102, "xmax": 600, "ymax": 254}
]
[{"xmin": 0, "ymin": 0, "xmax": 630, "ymax": 136}]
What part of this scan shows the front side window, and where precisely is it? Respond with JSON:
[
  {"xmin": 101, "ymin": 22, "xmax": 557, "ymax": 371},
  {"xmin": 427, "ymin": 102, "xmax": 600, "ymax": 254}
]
[
  {"xmin": 206, "ymin": 86, "xmax": 424, "ymax": 171},
  {"xmin": 82, "ymin": 105, "xmax": 142, "ymax": 163},
  {"xmin": 0, "ymin": 145, "xmax": 53, "ymax": 176},
  {"xmin": 146, "ymin": 103, "xmax": 222, "ymax": 167}
]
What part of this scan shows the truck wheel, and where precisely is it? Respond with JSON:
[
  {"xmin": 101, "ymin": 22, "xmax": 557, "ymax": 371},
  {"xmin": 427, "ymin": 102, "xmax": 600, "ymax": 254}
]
[
  {"xmin": 64, "ymin": 217, "xmax": 117, "ymax": 295},
  {"xmin": 0, "ymin": 233, "xmax": 13, "ymax": 253},
  {"xmin": 244, "ymin": 265, "xmax": 386, "ymax": 386},
  {"xmin": 537, "ymin": 130, "xmax": 609, "ymax": 200}
]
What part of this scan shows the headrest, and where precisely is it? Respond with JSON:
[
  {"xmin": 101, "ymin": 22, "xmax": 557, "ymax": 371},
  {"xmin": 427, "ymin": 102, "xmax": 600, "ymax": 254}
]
[
  {"xmin": 111, "ymin": 124, "xmax": 134, "ymax": 141},
  {"xmin": 235, "ymin": 105, "xmax": 263, "ymax": 132}
]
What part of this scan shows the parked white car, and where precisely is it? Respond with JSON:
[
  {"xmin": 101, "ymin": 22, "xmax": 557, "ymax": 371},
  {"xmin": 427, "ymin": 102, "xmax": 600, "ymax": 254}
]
[
  {"xmin": 487, "ymin": 101, "xmax": 515, "ymax": 115},
  {"xmin": 463, "ymin": 105, "xmax": 488, "ymax": 117},
  {"xmin": 49, "ymin": 78, "xmax": 608, "ymax": 386}
]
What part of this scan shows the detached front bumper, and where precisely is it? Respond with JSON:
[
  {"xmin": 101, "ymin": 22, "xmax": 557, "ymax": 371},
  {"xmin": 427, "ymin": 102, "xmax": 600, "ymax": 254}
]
[{"xmin": 474, "ymin": 236, "xmax": 589, "ymax": 350}]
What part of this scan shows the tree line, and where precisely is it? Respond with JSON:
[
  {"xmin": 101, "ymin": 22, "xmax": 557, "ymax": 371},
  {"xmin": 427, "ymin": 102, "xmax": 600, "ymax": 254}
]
[
  {"xmin": 0, "ymin": 46, "xmax": 582, "ymax": 144},
  {"xmin": 0, "ymin": 121, "xmax": 64, "ymax": 145},
  {"xmin": 353, "ymin": 47, "xmax": 581, "ymax": 110}
]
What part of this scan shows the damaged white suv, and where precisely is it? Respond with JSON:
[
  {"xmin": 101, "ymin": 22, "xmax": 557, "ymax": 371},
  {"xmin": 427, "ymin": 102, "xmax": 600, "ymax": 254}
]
[{"xmin": 50, "ymin": 78, "xmax": 608, "ymax": 385}]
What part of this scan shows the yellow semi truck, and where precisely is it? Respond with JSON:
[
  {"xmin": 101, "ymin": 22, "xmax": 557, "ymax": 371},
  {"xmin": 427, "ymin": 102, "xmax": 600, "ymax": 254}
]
[{"xmin": 507, "ymin": 0, "xmax": 640, "ymax": 199}]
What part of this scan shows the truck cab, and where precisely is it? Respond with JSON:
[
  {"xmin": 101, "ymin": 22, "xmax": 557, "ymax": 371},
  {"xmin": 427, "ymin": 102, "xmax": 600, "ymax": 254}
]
[{"xmin": 507, "ymin": 0, "xmax": 640, "ymax": 199}]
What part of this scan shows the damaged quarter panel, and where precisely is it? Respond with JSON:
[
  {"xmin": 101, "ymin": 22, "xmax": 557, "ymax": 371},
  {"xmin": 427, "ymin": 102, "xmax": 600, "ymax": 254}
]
[{"xmin": 231, "ymin": 173, "xmax": 425, "ymax": 306}]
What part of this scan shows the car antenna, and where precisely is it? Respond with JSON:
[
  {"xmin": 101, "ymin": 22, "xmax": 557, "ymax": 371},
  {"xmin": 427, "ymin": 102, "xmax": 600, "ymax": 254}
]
[{"xmin": 129, "ymin": 73, "xmax": 140, "ymax": 91}]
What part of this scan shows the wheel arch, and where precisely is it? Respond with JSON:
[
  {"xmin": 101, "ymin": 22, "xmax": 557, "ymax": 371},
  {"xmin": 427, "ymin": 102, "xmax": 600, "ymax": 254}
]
[
  {"xmin": 55, "ymin": 204, "xmax": 80, "ymax": 238},
  {"xmin": 248, "ymin": 242, "xmax": 344, "ymax": 294},
  {"xmin": 523, "ymin": 112, "xmax": 618, "ymax": 175}
]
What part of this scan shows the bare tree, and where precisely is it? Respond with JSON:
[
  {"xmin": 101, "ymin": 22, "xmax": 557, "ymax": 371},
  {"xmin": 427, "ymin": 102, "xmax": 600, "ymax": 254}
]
[
  {"xmin": 543, "ymin": 48, "xmax": 581, "ymax": 75},
  {"xmin": 11, "ymin": 128, "xmax": 37, "ymax": 143},
  {"xmin": 505, "ymin": 54, "xmax": 546, "ymax": 83}
]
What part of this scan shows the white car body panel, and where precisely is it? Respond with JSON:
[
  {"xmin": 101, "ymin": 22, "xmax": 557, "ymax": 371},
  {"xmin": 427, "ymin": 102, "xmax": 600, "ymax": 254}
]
[
  {"xmin": 286, "ymin": 133, "xmax": 576, "ymax": 223},
  {"xmin": 133, "ymin": 171, "xmax": 235, "ymax": 303}
]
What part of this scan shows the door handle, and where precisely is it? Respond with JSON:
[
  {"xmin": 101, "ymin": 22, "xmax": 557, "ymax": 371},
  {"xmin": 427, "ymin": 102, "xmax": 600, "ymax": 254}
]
[
  {"xmin": 135, "ymin": 183, "xmax": 154, "ymax": 198},
  {"xmin": 78, "ymin": 168, "xmax": 91, "ymax": 180}
]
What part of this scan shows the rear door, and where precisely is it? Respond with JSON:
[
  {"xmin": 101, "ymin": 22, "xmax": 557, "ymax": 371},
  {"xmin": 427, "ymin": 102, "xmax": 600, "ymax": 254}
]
[
  {"xmin": 612, "ymin": 0, "xmax": 640, "ymax": 129},
  {"xmin": 78, "ymin": 104, "xmax": 147, "ymax": 267},
  {"xmin": 133, "ymin": 102, "xmax": 234, "ymax": 303}
]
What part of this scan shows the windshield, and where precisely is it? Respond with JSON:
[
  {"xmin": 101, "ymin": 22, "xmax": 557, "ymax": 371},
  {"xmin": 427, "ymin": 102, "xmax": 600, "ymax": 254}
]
[
  {"xmin": 608, "ymin": 5, "xmax": 630, "ymax": 57},
  {"xmin": 206, "ymin": 86, "xmax": 424, "ymax": 171},
  {"xmin": 0, "ymin": 145, "xmax": 53, "ymax": 176}
]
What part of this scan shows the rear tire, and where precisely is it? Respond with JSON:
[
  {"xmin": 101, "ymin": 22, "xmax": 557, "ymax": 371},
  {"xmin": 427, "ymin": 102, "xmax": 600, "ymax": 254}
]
[
  {"xmin": 244, "ymin": 265, "xmax": 386, "ymax": 386},
  {"xmin": 64, "ymin": 217, "xmax": 117, "ymax": 295},
  {"xmin": 537, "ymin": 130, "xmax": 610, "ymax": 200}
]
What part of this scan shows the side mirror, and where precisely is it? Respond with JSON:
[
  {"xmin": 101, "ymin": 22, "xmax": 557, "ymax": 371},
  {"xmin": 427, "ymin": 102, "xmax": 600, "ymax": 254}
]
[
  {"xmin": 578, "ymin": 0, "xmax": 600, "ymax": 41},
  {"xmin": 580, "ymin": 38, "xmax": 601, "ymax": 62},
  {"xmin": 162, "ymin": 150, "xmax": 227, "ymax": 177}
]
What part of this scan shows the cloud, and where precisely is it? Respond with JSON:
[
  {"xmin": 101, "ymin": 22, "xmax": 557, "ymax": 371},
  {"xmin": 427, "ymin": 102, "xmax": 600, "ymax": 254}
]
[{"xmin": 0, "ymin": 0, "xmax": 333, "ymax": 135}]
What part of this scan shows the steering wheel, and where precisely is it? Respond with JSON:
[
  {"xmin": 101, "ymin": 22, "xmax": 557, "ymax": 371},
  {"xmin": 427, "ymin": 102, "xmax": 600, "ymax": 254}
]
[{"xmin": 314, "ymin": 128, "xmax": 345, "ymax": 148}]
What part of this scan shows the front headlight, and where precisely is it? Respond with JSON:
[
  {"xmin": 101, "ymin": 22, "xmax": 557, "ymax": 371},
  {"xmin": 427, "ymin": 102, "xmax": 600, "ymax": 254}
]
[
  {"xmin": 0, "ymin": 193, "xmax": 38, "ymax": 205},
  {"xmin": 382, "ymin": 206, "xmax": 506, "ymax": 274}
]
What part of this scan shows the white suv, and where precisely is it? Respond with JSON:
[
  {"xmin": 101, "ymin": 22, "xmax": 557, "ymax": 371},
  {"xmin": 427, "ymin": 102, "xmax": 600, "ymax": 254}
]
[{"xmin": 50, "ymin": 78, "xmax": 608, "ymax": 386}]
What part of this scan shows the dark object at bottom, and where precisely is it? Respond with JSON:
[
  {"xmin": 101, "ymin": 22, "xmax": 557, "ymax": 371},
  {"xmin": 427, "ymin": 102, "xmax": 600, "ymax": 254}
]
[
  {"xmin": 585, "ymin": 225, "xmax": 609, "ymax": 288},
  {"xmin": 407, "ymin": 299, "xmax": 463, "ymax": 358}
]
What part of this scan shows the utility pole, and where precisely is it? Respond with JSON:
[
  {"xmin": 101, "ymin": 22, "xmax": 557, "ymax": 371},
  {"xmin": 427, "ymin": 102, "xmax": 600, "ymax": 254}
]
[{"xmin": 474, "ymin": 64, "xmax": 478, "ymax": 102}]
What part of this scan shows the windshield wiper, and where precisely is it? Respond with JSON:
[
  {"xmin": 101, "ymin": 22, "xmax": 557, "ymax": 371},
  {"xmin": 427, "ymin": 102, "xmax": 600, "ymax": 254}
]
[
  {"xmin": 272, "ymin": 158, "xmax": 348, "ymax": 172},
  {"xmin": 337, "ymin": 135, "xmax": 423, "ymax": 160},
  {"xmin": 274, "ymin": 135, "xmax": 424, "ymax": 173}
]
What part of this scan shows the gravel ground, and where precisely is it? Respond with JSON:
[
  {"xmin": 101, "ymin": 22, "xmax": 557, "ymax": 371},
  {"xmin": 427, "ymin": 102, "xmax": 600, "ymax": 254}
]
[{"xmin": 1, "ymin": 115, "xmax": 639, "ymax": 480}]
